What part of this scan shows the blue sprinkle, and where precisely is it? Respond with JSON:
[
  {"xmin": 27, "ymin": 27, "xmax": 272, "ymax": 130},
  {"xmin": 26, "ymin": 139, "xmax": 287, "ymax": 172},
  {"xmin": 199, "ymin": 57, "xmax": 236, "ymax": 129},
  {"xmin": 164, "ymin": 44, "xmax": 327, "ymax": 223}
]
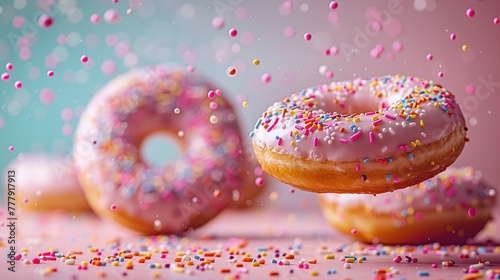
[
  {"xmin": 441, "ymin": 106, "xmax": 447, "ymax": 112},
  {"xmin": 271, "ymin": 259, "xmax": 278, "ymax": 264},
  {"xmin": 249, "ymin": 131, "xmax": 255, "ymax": 137},
  {"xmin": 101, "ymin": 262, "xmax": 106, "ymax": 266},
  {"xmin": 149, "ymin": 263, "xmax": 156, "ymax": 269},
  {"xmin": 363, "ymin": 158, "xmax": 369, "ymax": 163},
  {"xmin": 194, "ymin": 255, "xmax": 200, "ymax": 260},
  {"xmin": 119, "ymin": 257, "xmax": 125, "ymax": 262},
  {"xmin": 417, "ymin": 270, "xmax": 429, "ymax": 276},
  {"xmin": 257, "ymin": 247, "xmax": 268, "ymax": 252},
  {"xmin": 349, "ymin": 124, "xmax": 357, "ymax": 131},
  {"xmin": 254, "ymin": 119, "xmax": 262, "ymax": 129},
  {"xmin": 386, "ymin": 173, "xmax": 392, "ymax": 181},
  {"xmin": 388, "ymin": 157, "xmax": 393, "ymax": 163},
  {"xmin": 408, "ymin": 153, "xmax": 414, "ymax": 160}
]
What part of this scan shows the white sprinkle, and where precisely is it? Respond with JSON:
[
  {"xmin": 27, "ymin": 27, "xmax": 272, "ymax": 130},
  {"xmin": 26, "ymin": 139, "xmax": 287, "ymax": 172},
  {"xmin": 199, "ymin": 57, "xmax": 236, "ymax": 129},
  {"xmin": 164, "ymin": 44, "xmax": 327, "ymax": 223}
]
[
  {"xmin": 381, "ymin": 146, "xmax": 388, "ymax": 152},
  {"xmin": 281, "ymin": 259, "xmax": 291, "ymax": 265},
  {"xmin": 401, "ymin": 122, "xmax": 406, "ymax": 128},
  {"xmin": 409, "ymin": 122, "xmax": 416, "ymax": 126},
  {"xmin": 382, "ymin": 128, "xmax": 387, "ymax": 133},
  {"xmin": 65, "ymin": 259, "xmax": 76, "ymax": 265},
  {"xmin": 421, "ymin": 132, "xmax": 427, "ymax": 137},
  {"xmin": 344, "ymin": 263, "xmax": 351, "ymax": 269},
  {"xmin": 389, "ymin": 127, "xmax": 396, "ymax": 135},
  {"xmin": 378, "ymin": 133, "xmax": 383, "ymax": 139},
  {"xmin": 469, "ymin": 263, "xmax": 485, "ymax": 269}
]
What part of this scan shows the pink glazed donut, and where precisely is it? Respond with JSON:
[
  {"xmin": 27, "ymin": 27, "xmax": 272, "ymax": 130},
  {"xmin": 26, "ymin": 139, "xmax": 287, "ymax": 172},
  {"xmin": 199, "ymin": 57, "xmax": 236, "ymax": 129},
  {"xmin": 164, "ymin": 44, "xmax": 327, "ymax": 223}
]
[
  {"xmin": 251, "ymin": 75, "xmax": 467, "ymax": 194},
  {"xmin": 73, "ymin": 65, "xmax": 246, "ymax": 234}
]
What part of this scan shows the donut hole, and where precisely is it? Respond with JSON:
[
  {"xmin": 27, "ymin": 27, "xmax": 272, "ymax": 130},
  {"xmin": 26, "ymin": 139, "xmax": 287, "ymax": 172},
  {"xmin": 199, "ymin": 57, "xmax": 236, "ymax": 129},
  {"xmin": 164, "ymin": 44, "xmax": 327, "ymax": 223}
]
[{"xmin": 139, "ymin": 131, "xmax": 184, "ymax": 167}]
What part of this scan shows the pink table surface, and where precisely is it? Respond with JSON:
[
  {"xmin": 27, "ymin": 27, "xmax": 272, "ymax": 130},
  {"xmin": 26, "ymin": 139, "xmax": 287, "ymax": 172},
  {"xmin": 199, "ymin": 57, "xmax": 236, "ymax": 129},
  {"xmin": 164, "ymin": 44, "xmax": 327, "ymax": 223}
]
[{"xmin": 1, "ymin": 205, "xmax": 500, "ymax": 280}]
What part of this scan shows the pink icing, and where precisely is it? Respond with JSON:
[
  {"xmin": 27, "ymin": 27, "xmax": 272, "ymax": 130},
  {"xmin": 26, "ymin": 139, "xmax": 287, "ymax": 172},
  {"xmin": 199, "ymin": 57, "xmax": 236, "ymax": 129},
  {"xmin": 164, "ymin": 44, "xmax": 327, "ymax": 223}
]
[
  {"xmin": 73, "ymin": 65, "xmax": 245, "ymax": 233},
  {"xmin": 321, "ymin": 166, "xmax": 497, "ymax": 214},
  {"xmin": 251, "ymin": 75, "xmax": 465, "ymax": 162}
]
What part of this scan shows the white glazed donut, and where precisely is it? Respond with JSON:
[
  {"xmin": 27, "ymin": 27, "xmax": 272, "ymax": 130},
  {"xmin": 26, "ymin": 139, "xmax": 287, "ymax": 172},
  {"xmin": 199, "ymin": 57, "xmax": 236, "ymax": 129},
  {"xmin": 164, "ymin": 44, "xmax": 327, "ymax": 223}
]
[
  {"xmin": 318, "ymin": 166, "xmax": 497, "ymax": 245},
  {"xmin": 73, "ymin": 65, "xmax": 248, "ymax": 234},
  {"xmin": 251, "ymin": 75, "xmax": 467, "ymax": 194}
]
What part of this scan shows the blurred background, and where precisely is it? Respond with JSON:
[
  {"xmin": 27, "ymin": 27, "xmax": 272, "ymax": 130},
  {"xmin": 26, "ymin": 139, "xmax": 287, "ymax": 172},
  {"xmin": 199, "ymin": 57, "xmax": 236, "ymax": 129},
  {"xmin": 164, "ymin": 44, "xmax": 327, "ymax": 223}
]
[{"xmin": 0, "ymin": 0, "xmax": 499, "ymax": 217}]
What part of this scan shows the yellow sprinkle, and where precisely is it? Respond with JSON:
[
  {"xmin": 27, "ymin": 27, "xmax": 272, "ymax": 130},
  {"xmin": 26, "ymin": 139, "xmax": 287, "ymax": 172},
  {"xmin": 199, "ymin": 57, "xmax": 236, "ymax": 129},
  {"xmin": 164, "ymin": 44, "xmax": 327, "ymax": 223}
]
[
  {"xmin": 410, "ymin": 142, "xmax": 417, "ymax": 148},
  {"xmin": 431, "ymin": 161, "xmax": 435, "ymax": 166},
  {"xmin": 353, "ymin": 117, "xmax": 360, "ymax": 122},
  {"xmin": 174, "ymin": 267, "xmax": 184, "ymax": 273},
  {"xmin": 290, "ymin": 141, "xmax": 295, "ymax": 146},
  {"xmin": 325, "ymin": 254, "xmax": 335, "ymax": 260},
  {"xmin": 261, "ymin": 252, "xmax": 267, "ymax": 257},
  {"xmin": 81, "ymin": 261, "xmax": 89, "ymax": 267},
  {"xmin": 253, "ymin": 59, "xmax": 260, "ymax": 66},
  {"xmin": 310, "ymin": 270, "xmax": 320, "ymax": 276},
  {"xmin": 151, "ymin": 271, "xmax": 161, "ymax": 278},
  {"xmin": 175, "ymin": 252, "xmax": 185, "ymax": 256},
  {"xmin": 420, "ymin": 120, "xmax": 424, "ymax": 127},
  {"xmin": 462, "ymin": 273, "xmax": 484, "ymax": 280},
  {"xmin": 346, "ymin": 118, "xmax": 352, "ymax": 122},
  {"xmin": 242, "ymin": 101, "xmax": 248, "ymax": 107},
  {"xmin": 125, "ymin": 260, "xmax": 133, "ymax": 268},
  {"xmin": 357, "ymin": 258, "xmax": 363, "ymax": 263},
  {"xmin": 371, "ymin": 116, "xmax": 379, "ymax": 121},
  {"xmin": 462, "ymin": 44, "xmax": 468, "ymax": 51},
  {"xmin": 345, "ymin": 257, "xmax": 355, "ymax": 263},
  {"xmin": 252, "ymin": 262, "xmax": 260, "ymax": 267},
  {"xmin": 113, "ymin": 261, "xmax": 120, "ymax": 266},
  {"xmin": 415, "ymin": 139, "xmax": 421, "ymax": 145}
]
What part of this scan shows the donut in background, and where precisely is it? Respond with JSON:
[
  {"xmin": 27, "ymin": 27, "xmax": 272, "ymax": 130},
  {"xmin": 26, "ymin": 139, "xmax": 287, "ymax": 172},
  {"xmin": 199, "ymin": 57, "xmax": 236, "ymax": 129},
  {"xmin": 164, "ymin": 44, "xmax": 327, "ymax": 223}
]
[
  {"xmin": 4, "ymin": 153, "xmax": 91, "ymax": 213},
  {"xmin": 73, "ymin": 65, "xmax": 249, "ymax": 234},
  {"xmin": 318, "ymin": 166, "xmax": 497, "ymax": 245}
]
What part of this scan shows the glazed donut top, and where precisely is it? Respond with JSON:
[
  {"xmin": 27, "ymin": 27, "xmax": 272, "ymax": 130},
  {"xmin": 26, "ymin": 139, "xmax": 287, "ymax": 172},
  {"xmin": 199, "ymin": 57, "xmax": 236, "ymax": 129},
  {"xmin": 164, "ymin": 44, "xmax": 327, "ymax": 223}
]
[
  {"xmin": 73, "ymin": 65, "xmax": 245, "ymax": 232},
  {"xmin": 251, "ymin": 75, "xmax": 465, "ymax": 162},
  {"xmin": 321, "ymin": 166, "xmax": 497, "ymax": 217}
]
